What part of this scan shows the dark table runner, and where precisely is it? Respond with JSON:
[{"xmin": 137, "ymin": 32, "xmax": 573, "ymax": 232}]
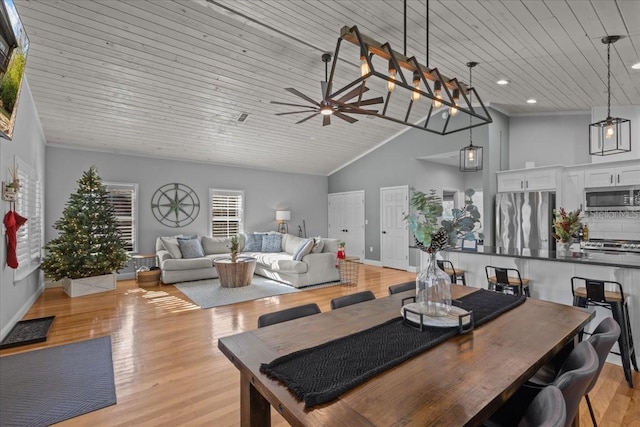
[{"xmin": 260, "ymin": 289, "xmax": 526, "ymax": 408}]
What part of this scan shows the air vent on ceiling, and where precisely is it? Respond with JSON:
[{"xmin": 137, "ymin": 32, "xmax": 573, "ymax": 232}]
[{"xmin": 236, "ymin": 112, "xmax": 250, "ymax": 123}]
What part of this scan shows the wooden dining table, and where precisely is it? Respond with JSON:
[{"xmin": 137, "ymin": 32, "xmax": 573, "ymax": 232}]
[{"xmin": 218, "ymin": 285, "xmax": 594, "ymax": 426}]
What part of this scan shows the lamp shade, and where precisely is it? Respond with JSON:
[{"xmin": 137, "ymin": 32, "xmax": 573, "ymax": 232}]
[{"xmin": 276, "ymin": 210, "xmax": 291, "ymax": 221}]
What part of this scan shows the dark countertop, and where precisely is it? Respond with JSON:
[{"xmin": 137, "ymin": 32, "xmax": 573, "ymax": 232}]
[{"xmin": 443, "ymin": 246, "xmax": 640, "ymax": 269}]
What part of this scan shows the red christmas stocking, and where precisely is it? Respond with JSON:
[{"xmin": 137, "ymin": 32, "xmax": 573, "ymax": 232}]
[{"xmin": 4, "ymin": 210, "xmax": 27, "ymax": 269}]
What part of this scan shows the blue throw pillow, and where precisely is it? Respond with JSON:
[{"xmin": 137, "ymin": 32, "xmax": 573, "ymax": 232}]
[
  {"xmin": 262, "ymin": 233, "xmax": 283, "ymax": 252},
  {"xmin": 177, "ymin": 237, "xmax": 205, "ymax": 259},
  {"xmin": 244, "ymin": 233, "xmax": 263, "ymax": 252},
  {"xmin": 292, "ymin": 238, "xmax": 314, "ymax": 261}
]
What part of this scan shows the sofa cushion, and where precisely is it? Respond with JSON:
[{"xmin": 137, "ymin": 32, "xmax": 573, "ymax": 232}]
[
  {"xmin": 202, "ymin": 236, "xmax": 232, "ymax": 254},
  {"xmin": 245, "ymin": 252, "xmax": 308, "ymax": 273},
  {"xmin": 292, "ymin": 238, "xmax": 314, "ymax": 261},
  {"xmin": 311, "ymin": 236, "xmax": 324, "ymax": 253},
  {"xmin": 262, "ymin": 233, "xmax": 283, "ymax": 252},
  {"xmin": 244, "ymin": 233, "xmax": 263, "ymax": 252},
  {"xmin": 178, "ymin": 237, "xmax": 205, "ymax": 259},
  {"xmin": 160, "ymin": 236, "xmax": 183, "ymax": 259},
  {"xmin": 322, "ymin": 238, "xmax": 340, "ymax": 254},
  {"xmin": 162, "ymin": 257, "xmax": 213, "ymax": 271},
  {"xmin": 283, "ymin": 234, "xmax": 306, "ymax": 254}
]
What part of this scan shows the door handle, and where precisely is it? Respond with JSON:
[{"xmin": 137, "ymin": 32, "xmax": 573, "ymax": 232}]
[
  {"xmin": 618, "ymin": 174, "xmax": 620, "ymax": 184},
  {"xmin": 611, "ymin": 175, "xmax": 613, "ymax": 184},
  {"xmin": 382, "ymin": 231, "xmax": 387, "ymax": 234}
]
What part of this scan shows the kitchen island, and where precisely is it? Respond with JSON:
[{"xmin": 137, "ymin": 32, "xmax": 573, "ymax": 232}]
[{"xmin": 441, "ymin": 246, "xmax": 640, "ymax": 368}]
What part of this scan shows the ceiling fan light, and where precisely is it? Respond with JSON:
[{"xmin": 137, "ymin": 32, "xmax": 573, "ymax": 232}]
[{"xmin": 320, "ymin": 105, "xmax": 333, "ymax": 116}]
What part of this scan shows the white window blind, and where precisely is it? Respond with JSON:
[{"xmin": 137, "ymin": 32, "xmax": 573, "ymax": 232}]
[
  {"xmin": 14, "ymin": 157, "xmax": 42, "ymax": 280},
  {"xmin": 209, "ymin": 189, "xmax": 244, "ymax": 237},
  {"xmin": 105, "ymin": 183, "xmax": 137, "ymax": 253}
]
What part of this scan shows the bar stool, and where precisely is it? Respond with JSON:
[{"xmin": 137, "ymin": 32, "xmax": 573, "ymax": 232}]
[
  {"xmin": 571, "ymin": 276, "xmax": 639, "ymax": 388},
  {"xmin": 485, "ymin": 266, "xmax": 530, "ymax": 297},
  {"xmin": 437, "ymin": 260, "xmax": 466, "ymax": 286}
]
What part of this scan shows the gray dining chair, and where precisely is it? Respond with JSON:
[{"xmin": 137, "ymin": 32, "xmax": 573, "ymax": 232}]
[
  {"xmin": 330, "ymin": 290, "xmax": 375, "ymax": 310},
  {"xmin": 517, "ymin": 385, "xmax": 566, "ymax": 427},
  {"xmin": 528, "ymin": 317, "xmax": 620, "ymax": 427},
  {"xmin": 486, "ymin": 340, "xmax": 598, "ymax": 427},
  {"xmin": 257, "ymin": 303, "xmax": 321, "ymax": 328},
  {"xmin": 388, "ymin": 281, "xmax": 414, "ymax": 295}
]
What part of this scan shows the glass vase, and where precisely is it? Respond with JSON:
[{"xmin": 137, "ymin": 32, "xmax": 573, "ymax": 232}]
[{"xmin": 416, "ymin": 251, "xmax": 452, "ymax": 317}]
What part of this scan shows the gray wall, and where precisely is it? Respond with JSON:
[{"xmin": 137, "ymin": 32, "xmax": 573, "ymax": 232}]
[
  {"xmin": 329, "ymin": 116, "xmax": 489, "ymax": 265},
  {"xmin": 0, "ymin": 80, "xmax": 47, "ymax": 338},
  {"xmin": 45, "ymin": 147, "xmax": 329, "ymax": 259},
  {"xmin": 509, "ymin": 113, "xmax": 591, "ymax": 169}
]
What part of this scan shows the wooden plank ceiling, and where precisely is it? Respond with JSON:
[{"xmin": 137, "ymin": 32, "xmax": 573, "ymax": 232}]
[{"xmin": 14, "ymin": 0, "xmax": 640, "ymax": 175}]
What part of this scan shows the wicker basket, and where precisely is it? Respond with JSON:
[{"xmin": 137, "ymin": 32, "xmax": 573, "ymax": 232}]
[
  {"xmin": 137, "ymin": 269, "xmax": 161, "ymax": 287},
  {"xmin": 339, "ymin": 257, "xmax": 360, "ymax": 286}
]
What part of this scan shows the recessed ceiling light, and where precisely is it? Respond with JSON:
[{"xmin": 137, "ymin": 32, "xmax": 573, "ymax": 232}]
[
  {"xmin": 632, "ymin": 62, "xmax": 640, "ymax": 70},
  {"xmin": 526, "ymin": 98, "xmax": 537, "ymax": 104},
  {"xmin": 496, "ymin": 79, "xmax": 509, "ymax": 85}
]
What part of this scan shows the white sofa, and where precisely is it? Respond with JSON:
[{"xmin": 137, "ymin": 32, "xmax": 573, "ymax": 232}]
[{"xmin": 155, "ymin": 233, "xmax": 340, "ymax": 288}]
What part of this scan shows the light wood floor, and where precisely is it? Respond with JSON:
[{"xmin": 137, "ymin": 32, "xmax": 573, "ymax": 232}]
[{"xmin": 2, "ymin": 264, "xmax": 639, "ymax": 426}]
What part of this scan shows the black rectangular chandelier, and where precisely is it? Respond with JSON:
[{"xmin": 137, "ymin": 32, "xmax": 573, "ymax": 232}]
[{"xmin": 325, "ymin": 26, "xmax": 492, "ymax": 136}]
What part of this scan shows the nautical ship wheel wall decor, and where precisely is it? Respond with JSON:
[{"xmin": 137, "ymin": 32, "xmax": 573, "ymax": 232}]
[{"xmin": 151, "ymin": 183, "xmax": 200, "ymax": 228}]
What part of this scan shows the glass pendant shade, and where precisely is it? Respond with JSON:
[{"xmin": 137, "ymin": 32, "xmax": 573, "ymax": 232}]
[
  {"xmin": 589, "ymin": 116, "xmax": 631, "ymax": 156},
  {"xmin": 460, "ymin": 145, "xmax": 483, "ymax": 172},
  {"xmin": 589, "ymin": 35, "xmax": 631, "ymax": 156}
]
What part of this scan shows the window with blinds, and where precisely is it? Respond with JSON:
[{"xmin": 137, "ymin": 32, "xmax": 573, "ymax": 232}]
[
  {"xmin": 105, "ymin": 183, "xmax": 137, "ymax": 253},
  {"xmin": 14, "ymin": 158, "xmax": 42, "ymax": 281},
  {"xmin": 209, "ymin": 189, "xmax": 244, "ymax": 237}
]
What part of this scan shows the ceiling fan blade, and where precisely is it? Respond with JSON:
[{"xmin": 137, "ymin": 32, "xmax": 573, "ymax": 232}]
[
  {"xmin": 295, "ymin": 113, "xmax": 319, "ymax": 124},
  {"xmin": 336, "ymin": 85, "xmax": 370, "ymax": 103},
  {"xmin": 339, "ymin": 108, "xmax": 378, "ymax": 115},
  {"xmin": 346, "ymin": 96, "xmax": 384, "ymax": 107},
  {"xmin": 276, "ymin": 110, "xmax": 319, "ymax": 116},
  {"xmin": 334, "ymin": 111, "xmax": 358, "ymax": 124},
  {"xmin": 285, "ymin": 87, "xmax": 321, "ymax": 106},
  {"xmin": 323, "ymin": 114, "xmax": 331, "ymax": 126},
  {"xmin": 271, "ymin": 101, "xmax": 316, "ymax": 109}
]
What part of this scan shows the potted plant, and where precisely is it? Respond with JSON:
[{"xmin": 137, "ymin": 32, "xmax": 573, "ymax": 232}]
[
  {"xmin": 229, "ymin": 235, "xmax": 239, "ymax": 262},
  {"xmin": 41, "ymin": 166, "xmax": 129, "ymax": 297},
  {"xmin": 552, "ymin": 207, "xmax": 581, "ymax": 252},
  {"xmin": 404, "ymin": 188, "xmax": 481, "ymax": 316}
]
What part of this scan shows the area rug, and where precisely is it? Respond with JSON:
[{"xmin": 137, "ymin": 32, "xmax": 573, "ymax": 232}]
[
  {"xmin": 0, "ymin": 316, "xmax": 55, "ymax": 350},
  {"xmin": 0, "ymin": 336, "xmax": 117, "ymax": 427},
  {"xmin": 175, "ymin": 276, "xmax": 339, "ymax": 309}
]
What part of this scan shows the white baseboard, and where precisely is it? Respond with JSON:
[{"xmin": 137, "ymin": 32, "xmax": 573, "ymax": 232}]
[{"xmin": 363, "ymin": 259, "xmax": 382, "ymax": 267}]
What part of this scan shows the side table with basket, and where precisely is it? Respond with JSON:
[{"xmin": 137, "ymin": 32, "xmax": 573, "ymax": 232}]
[{"xmin": 132, "ymin": 254, "xmax": 162, "ymax": 287}]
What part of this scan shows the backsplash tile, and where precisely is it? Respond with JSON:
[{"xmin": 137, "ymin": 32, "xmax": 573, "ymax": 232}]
[{"xmin": 584, "ymin": 211, "xmax": 640, "ymax": 241}]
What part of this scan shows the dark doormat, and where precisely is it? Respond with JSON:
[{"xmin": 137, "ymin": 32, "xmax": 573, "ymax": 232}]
[{"xmin": 0, "ymin": 316, "xmax": 55, "ymax": 349}]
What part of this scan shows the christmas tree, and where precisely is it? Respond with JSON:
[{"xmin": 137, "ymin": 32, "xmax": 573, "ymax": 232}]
[{"xmin": 42, "ymin": 166, "xmax": 129, "ymax": 281}]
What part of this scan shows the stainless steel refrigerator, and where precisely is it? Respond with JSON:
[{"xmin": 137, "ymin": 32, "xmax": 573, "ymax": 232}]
[{"xmin": 495, "ymin": 192, "xmax": 556, "ymax": 251}]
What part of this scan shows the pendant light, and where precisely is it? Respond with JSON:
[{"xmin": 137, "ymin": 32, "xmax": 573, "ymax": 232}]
[
  {"xmin": 460, "ymin": 62, "xmax": 483, "ymax": 172},
  {"xmin": 589, "ymin": 36, "xmax": 631, "ymax": 156}
]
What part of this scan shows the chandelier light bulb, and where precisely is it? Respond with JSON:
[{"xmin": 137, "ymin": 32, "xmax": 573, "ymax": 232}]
[
  {"xmin": 449, "ymin": 89, "xmax": 459, "ymax": 116},
  {"xmin": 412, "ymin": 71, "xmax": 421, "ymax": 101},
  {"xmin": 467, "ymin": 149, "xmax": 475, "ymax": 162},
  {"xmin": 387, "ymin": 67, "xmax": 397, "ymax": 92},
  {"xmin": 432, "ymin": 81, "xmax": 442, "ymax": 108},
  {"xmin": 605, "ymin": 122, "xmax": 615, "ymax": 139},
  {"xmin": 360, "ymin": 55, "xmax": 370, "ymax": 77}
]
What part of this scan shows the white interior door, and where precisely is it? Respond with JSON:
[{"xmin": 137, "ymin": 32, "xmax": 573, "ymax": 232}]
[
  {"xmin": 328, "ymin": 191, "xmax": 365, "ymax": 260},
  {"xmin": 381, "ymin": 186, "xmax": 409, "ymax": 270}
]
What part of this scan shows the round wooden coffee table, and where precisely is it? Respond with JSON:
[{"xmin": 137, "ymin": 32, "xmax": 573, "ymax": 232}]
[{"xmin": 214, "ymin": 257, "xmax": 257, "ymax": 288}]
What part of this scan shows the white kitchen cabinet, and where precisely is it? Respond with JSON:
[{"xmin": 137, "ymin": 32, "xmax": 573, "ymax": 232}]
[
  {"xmin": 560, "ymin": 168, "xmax": 585, "ymax": 211},
  {"xmin": 585, "ymin": 163, "xmax": 640, "ymax": 188},
  {"xmin": 497, "ymin": 167, "xmax": 559, "ymax": 192}
]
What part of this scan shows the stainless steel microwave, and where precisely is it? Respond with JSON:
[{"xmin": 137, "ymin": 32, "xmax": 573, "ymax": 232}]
[{"xmin": 584, "ymin": 187, "xmax": 639, "ymax": 211}]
